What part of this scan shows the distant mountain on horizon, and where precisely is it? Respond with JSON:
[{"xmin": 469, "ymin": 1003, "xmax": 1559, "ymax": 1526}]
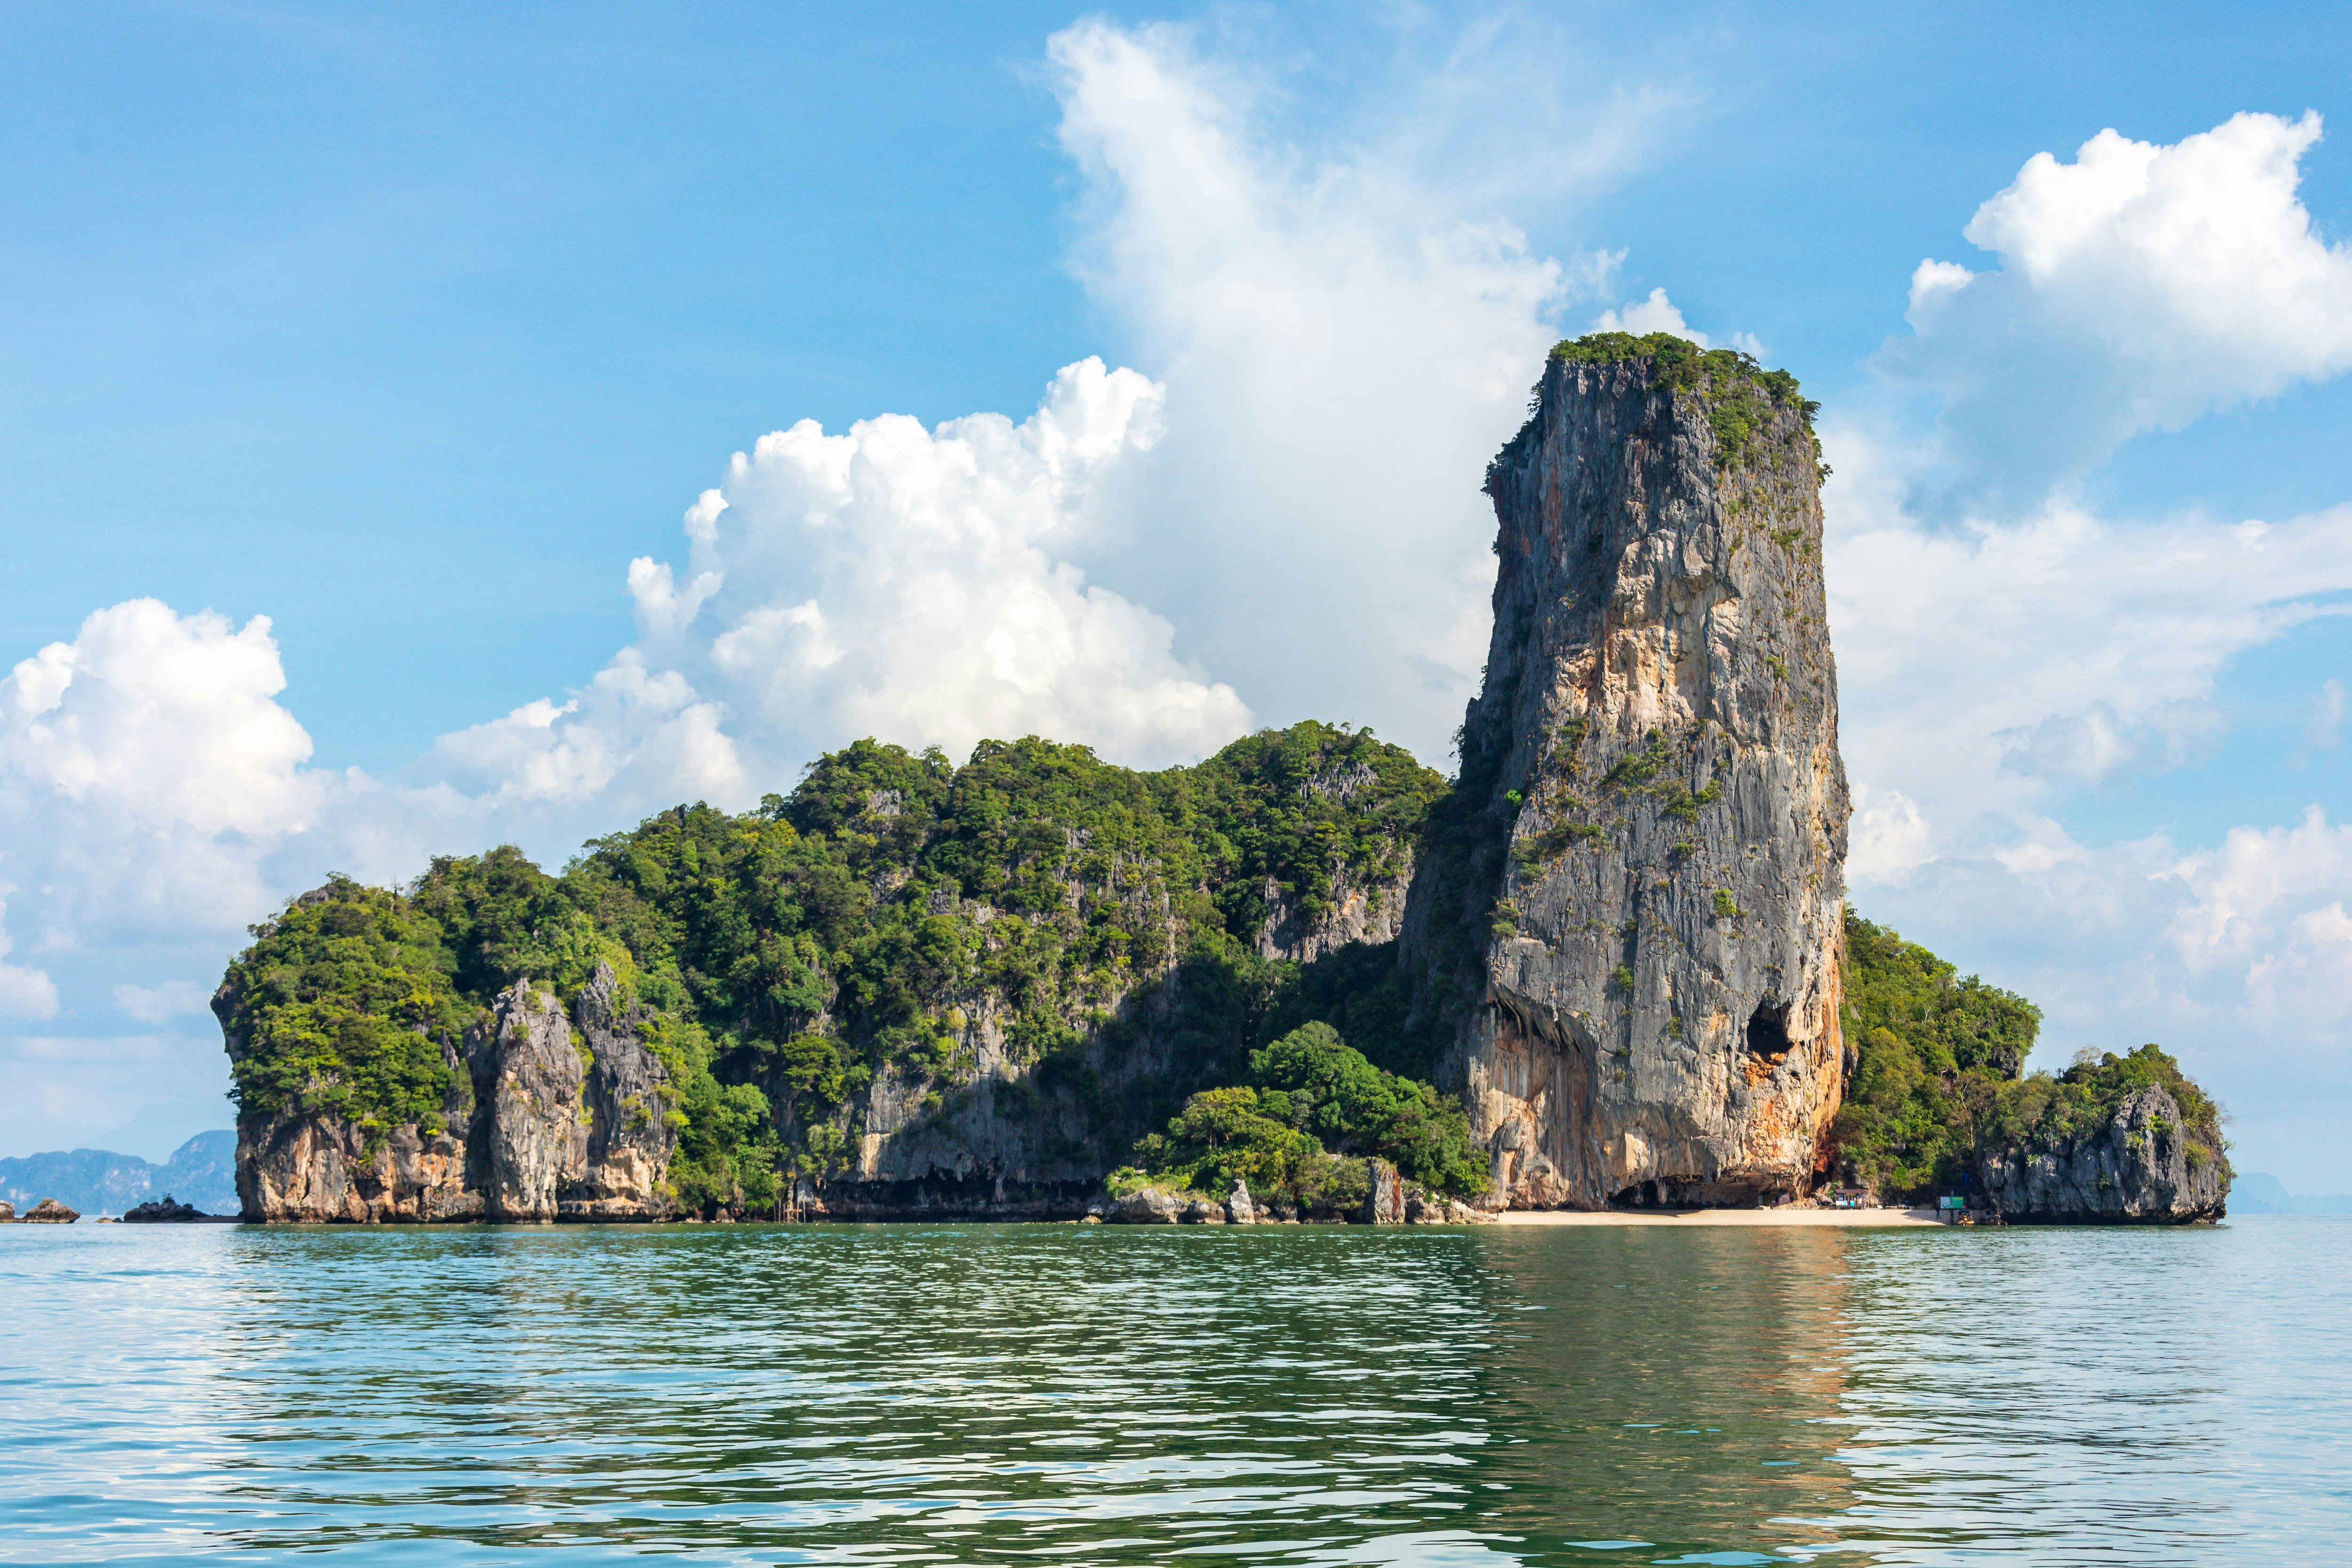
[
  {"xmin": 2231, "ymin": 1173, "xmax": 2352, "ymax": 1216},
  {"xmin": 0, "ymin": 1132, "xmax": 237, "ymax": 1218}
]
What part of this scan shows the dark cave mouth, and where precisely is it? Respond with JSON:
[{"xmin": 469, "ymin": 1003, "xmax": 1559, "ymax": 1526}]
[{"xmin": 1747, "ymin": 999, "xmax": 1793, "ymax": 1062}]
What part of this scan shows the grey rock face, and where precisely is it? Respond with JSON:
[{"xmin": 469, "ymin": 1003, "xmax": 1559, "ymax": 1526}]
[
  {"xmin": 1412, "ymin": 347, "xmax": 1850, "ymax": 1209},
  {"xmin": 1225, "ymin": 1180, "xmax": 1256, "ymax": 1225},
  {"xmin": 1111, "ymin": 1186, "xmax": 1182, "ymax": 1224},
  {"xmin": 471, "ymin": 982, "xmax": 586, "ymax": 1221},
  {"xmin": 1256, "ymin": 861, "xmax": 1415, "ymax": 963},
  {"xmin": 1983, "ymin": 1085, "xmax": 2228, "ymax": 1223},
  {"xmin": 819, "ymin": 958, "xmax": 1268, "ymax": 1220},
  {"xmin": 557, "ymin": 966, "xmax": 678, "ymax": 1220},
  {"xmin": 22, "ymin": 1198, "xmax": 78, "ymax": 1223},
  {"xmin": 1362, "ymin": 1159, "xmax": 1405, "ymax": 1224}
]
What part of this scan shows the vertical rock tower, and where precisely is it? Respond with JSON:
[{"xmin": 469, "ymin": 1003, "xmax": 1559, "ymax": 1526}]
[{"xmin": 1411, "ymin": 333, "xmax": 1851, "ymax": 1208}]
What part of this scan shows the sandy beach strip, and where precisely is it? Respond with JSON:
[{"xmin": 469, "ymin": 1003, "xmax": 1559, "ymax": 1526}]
[{"xmin": 1494, "ymin": 1205, "xmax": 1950, "ymax": 1228}]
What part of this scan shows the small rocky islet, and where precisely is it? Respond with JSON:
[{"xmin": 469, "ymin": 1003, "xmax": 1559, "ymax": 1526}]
[{"xmin": 211, "ymin": 334, "xmax": 2230, "ymax": 1229}]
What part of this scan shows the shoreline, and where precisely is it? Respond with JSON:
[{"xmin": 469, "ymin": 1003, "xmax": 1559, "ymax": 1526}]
[{"xmin": 1495, "ymin": 1205, "xmax": 1950, "ymax": 1228}]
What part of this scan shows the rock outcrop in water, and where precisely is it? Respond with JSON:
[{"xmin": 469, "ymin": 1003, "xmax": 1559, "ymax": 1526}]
[
  {"xmin": 1405, "ymin": 334, "xmax": 1851, "ymax": 1210},
  {"xmin": 229, "ymin": 963, "xmax": 677, "ymax": 1224},
  {"xmin": 121, "ymin": 1194, "xmax": 228, "ymax": 1223},
  {"xmin": 1982, "ymin": 1080, "xmax": 2228, "ymax": 1223}
]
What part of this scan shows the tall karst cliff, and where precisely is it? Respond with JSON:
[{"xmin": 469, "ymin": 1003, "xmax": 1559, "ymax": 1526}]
[{"xmin": 1404, "ymin": 333, "xmax": 1851, "ymax": 1209}]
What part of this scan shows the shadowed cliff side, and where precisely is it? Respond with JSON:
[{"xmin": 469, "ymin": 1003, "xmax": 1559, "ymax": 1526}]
[{"xmin": 1403, "ymin": 332, "xmax": 1851, "ymax": 1209}]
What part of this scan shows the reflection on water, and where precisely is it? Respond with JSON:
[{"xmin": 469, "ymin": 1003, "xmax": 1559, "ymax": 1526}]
[
  {"xmin": 1476, "ymin": 1227, "xmax": 1867, "ymax": 1558},
  {"xmin": 1, "ymin": 1217, "xmax": 2344, "ymax": 1564}
]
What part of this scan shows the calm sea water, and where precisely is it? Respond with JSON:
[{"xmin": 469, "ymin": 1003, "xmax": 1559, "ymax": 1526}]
[{"xmin": 2, "ymin": 1218, "xmax": 2345, "ymax": 1564}]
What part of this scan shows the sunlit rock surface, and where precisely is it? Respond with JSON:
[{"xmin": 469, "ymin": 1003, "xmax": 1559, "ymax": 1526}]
[{"xmin": 1407, "ymin": 341, "xmax": 1851, "ymax": 1209}]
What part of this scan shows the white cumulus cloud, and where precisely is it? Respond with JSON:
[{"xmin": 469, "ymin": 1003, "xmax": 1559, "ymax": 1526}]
[
  {"xmin": 1882, "ymin": 111, "xmax": 2352, "ymax": 515},
  {"xmin": 594, "ymin": 355, "xmax": 1248, "ymax": 778},
  {"xmin": 1596, "ymin": 285, "xmax": 1704, "ymax": 341},
  {"xmin": 2, "ymin": 599, "xmax": 320, "ymax": 840}
]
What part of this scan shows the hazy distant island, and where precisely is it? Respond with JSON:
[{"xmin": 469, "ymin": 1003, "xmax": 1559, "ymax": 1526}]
[
  {"xmin": 208, "ymin": 336, "xmax": 2231, "ymax": 1227},
  {"xmin": 0, "ymin": 1132, "xmax": 237, "ymax": 1219}
]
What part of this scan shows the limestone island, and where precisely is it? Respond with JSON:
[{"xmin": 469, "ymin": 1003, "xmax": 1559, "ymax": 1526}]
[{"xmin": 215, "ymin": 335, "xmax": 2230, "ymax": 1227}]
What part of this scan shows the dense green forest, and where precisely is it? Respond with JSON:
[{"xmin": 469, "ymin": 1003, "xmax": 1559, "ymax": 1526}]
[
  {"xmin": 1832, "ymin": 912, "xmax": 2226, "ymax": 1199},
  {"xmin": 1118, "ymin": 1020, "xmax": 1488, "ymax": 1206},
  {"xmin": 219, "ymin": 722, "xmax": 1457, "ymax": 1211}
]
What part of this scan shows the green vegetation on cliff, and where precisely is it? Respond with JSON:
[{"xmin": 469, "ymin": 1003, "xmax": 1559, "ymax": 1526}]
[
  {"xmin": 1123, "ymin": 1021, "xmax": 1488, "ymax": 1202},
  {"xmin": 1550, "ymin": 330, "xmax": 1813, "ymax": 415},
  {"xmin": 1831, "ymin": 912, "xmax": 2226, "ymax": 1198},
  {"xmin": 221, "ymin": 878, "xmax": 471, "ymax": 1142},
  {"xmin": 1491, "ymin": 330, "xmax": 1822, "ymax": 481},
  {"xmin": 221, "ymin": 722, "xmax": 1450, "ymax": 1210}
]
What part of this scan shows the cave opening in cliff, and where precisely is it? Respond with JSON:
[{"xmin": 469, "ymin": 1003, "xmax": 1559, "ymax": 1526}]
[{"xmin": 1746, "ymin": 1000, "xmax": 1793, "ymax": 1062}]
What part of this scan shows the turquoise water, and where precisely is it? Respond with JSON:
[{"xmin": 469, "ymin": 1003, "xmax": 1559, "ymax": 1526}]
[{"xmin": 2, "ymin": 1218, "xmax": 2345, "ymax": 1563}]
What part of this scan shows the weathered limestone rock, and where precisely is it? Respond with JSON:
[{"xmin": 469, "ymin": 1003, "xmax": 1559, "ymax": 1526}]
[
  {"xmin": 229, "ymin": 956, "xmax": 675, "ymax": 1224},
  {"xmin": 23, "ymin": 1197, "xmax": 78, "ymax": 1223},
  {"xmin": 1256, "ymin": 861, "xmax": 1415, "ymax": 962},
  {"xmin": 1181, "ymin": 1197, "xmax": 1226, "ymax": 1224},
  {"xmin": 1225, "ymin": 1180, "xmax": 1256, "ymax": 1225},
  {"xmin": 0, "ymin": 1200, "xmax": 14, "ymax": 1222},
  {"xmin": 1361, "ymin": 1158, "xmax": 1405, "ymax": 1224},
  {"xmin": 1410, "ymin": 341, "xmax": 1850, "ymax": 1209},
  {"xmin": 470, "ymin": 981, "xmax": 586, "ymax": 1222},
  {"xmin": 556, "ymin": 966, "xmax": 677, "ymax": 1221},
  {"xmin": 234, "ymin": 1101, "xmax": 480, "ymax": 1223},
  {"xmin": 1404, "ymin": 1192, "xmax": 1498, "ymax": 1224},
  {"xmin": 1111, "ymin": 1186, "xmax": 1182, "ymax": 1224},
  {"xmin": 1983, "ymin": 1085, "xmax": 2228, "ymax": 1223}
]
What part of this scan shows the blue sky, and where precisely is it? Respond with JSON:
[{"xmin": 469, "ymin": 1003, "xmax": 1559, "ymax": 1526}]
[{"xmin": 4, "ymin": 2, "xmax": 2351, "ymax": 1186}]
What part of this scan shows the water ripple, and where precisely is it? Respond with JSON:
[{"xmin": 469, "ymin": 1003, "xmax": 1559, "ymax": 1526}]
[{"xmin": 1, "ymin": 1218, "xmax": 2344, "ymax": 1563}]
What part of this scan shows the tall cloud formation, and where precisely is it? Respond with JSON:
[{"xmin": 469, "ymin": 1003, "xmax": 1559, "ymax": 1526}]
[
  {"xmin": 1045, "ymin": 20, "xmax": 1625, "ymax": 761},
  {"xmin": 0, "ymin": 602, "xmax": 330, "ymax": 1145},
  {"xmin": 638, "ymin": 356, "xmax": 1242, "ymax": 774}
]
